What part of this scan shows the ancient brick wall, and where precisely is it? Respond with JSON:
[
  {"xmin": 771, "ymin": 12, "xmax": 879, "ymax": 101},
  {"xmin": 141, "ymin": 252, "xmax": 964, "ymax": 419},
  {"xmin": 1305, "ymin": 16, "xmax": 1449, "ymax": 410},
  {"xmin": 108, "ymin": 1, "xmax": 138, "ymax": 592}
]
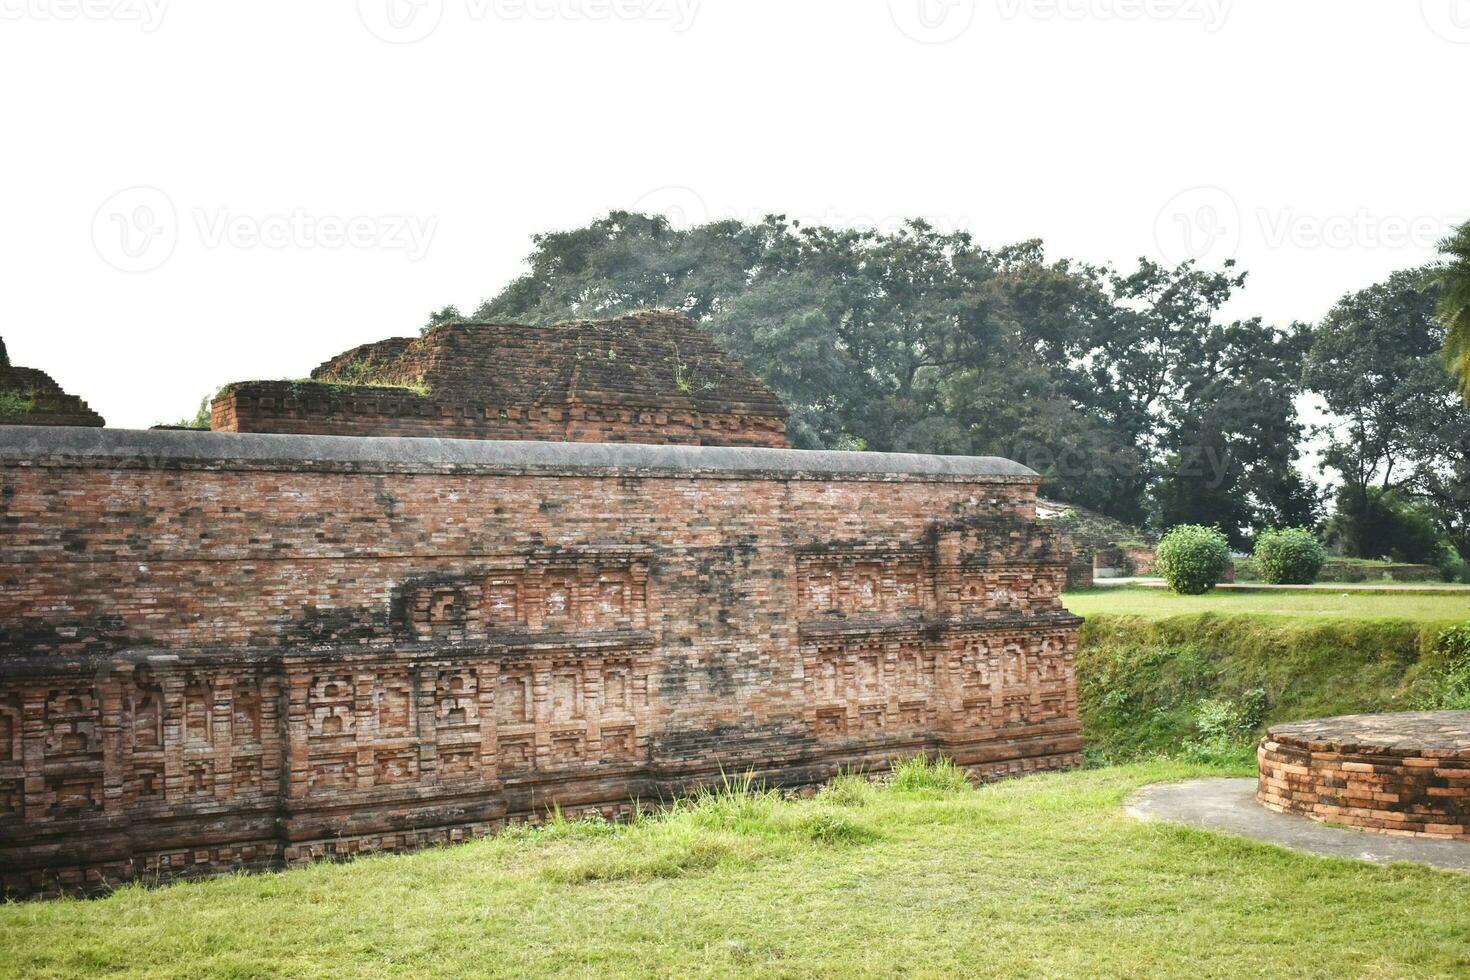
[
  {"xmin": 212, "ymin": 313, "xmax": 791, "ymax": 448},
  {"xmin": 0, "ymin": 427, "xmax": 1080, "ymax": 897}
]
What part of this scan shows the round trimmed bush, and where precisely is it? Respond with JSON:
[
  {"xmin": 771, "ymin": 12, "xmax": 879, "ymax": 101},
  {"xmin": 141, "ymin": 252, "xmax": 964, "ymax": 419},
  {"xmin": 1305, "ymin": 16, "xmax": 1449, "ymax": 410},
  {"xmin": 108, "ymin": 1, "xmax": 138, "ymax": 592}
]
[
  {"xmin": 1252, "ymin": 527, "xmax": 1325, "ymax": 584},
  {"xmin": 1155, "ymin": 525, "xmax": 1231, "ymax": 595}
]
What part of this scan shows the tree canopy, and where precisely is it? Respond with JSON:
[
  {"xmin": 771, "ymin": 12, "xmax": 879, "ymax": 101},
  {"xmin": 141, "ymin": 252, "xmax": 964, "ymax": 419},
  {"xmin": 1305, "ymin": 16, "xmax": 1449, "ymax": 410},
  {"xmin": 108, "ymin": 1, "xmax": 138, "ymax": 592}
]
[
  {"xmin": 1304, "ymin": 267, "xmax": 1470, "ymax": 564},
  {"xmin": 1438, "ymin": 219, "xmax": 1470, "ymax": 404},
  {"xmin": 466, "ymin": 212, "xmax": 1314, "ymax": 544}
]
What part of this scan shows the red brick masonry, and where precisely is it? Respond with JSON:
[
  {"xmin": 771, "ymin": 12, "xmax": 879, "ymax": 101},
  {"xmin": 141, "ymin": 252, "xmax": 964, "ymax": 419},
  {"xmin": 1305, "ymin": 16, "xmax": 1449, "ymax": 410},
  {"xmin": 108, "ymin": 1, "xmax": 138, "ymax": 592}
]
[
  {"xmin": 1258, "ymin": 711, "xmax": 1470, "ymax": 839},
  {"xmin": 0, "ymin": 427, "xmax": 1081, "ymax": 898},
  {"xmin": 212, "ymin": 313, "xmax": 790, "ymax": 448}
]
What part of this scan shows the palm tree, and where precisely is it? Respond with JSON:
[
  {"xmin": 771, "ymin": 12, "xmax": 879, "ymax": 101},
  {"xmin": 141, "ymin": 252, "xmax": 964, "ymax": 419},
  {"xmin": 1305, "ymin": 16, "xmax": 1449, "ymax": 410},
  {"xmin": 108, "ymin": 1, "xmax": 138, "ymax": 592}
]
[{"xmin": 1439, "ymin": 220, "xmax": 1470, "ymax": 403}]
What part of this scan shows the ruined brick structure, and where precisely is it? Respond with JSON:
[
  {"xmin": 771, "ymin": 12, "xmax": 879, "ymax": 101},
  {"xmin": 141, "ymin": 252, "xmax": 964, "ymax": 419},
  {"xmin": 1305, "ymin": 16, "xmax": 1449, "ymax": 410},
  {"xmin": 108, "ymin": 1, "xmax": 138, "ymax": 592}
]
[
  {"xmin": 1259, "ymin": 711, "xmax": 1470, "ymax": 840},
  {"xmin": 0, "ymin": 423, "xmax": 1081, "ymax": 897},
  {"xmin": 0, "ymin": 338, "xmax": 104, "ymax": 428},
  {"xmin": 211, "ymin": 312, "xmax": 789, "ymax": 447}
]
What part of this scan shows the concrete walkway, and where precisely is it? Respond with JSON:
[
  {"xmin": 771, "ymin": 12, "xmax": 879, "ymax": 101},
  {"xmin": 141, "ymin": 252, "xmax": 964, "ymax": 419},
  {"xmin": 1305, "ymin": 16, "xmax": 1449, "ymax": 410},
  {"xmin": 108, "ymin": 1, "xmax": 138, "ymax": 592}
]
[
  {"xmin": 1127, "ymin": 778, "xmax": 1470, "ymax": 874},
  {"xmin": 1097, "ymin": 578, "xmax": 1470, "ymax": 594}
]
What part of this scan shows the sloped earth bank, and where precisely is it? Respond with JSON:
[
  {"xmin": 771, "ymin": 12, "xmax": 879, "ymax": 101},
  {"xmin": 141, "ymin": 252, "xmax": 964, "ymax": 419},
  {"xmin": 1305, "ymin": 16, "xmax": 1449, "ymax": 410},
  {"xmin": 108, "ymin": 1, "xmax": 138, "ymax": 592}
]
[{"xmin": 1072, "ymin": 611, "xmax": 1466, "ymax": 765}]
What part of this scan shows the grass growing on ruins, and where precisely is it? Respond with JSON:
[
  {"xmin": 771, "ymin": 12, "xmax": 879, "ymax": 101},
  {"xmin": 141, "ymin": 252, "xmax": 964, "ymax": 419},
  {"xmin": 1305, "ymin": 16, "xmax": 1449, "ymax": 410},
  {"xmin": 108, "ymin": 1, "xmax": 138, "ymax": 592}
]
[
  {"xmin": 0, "ymin": 389, "xmax": 37, "ymax": 417},
  {"xmin": 4, "ymin": 758, "xmax": 1470, "ymax": 978},
  {"xmin": 1063, "ymin": 584, "xmax": 1470, "ymax": 622}
]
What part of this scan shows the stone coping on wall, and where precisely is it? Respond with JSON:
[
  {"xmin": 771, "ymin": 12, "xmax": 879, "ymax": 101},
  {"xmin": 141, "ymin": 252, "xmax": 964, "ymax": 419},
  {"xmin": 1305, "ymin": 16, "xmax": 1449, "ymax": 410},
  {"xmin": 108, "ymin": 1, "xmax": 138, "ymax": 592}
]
[
  {"xmin": 0, "ymin": 425, "xmax": 1039, "ymax": 482},
  {"xmin": 1265, "ymin": 711, "xmax": 1470, "ymax": 758}
]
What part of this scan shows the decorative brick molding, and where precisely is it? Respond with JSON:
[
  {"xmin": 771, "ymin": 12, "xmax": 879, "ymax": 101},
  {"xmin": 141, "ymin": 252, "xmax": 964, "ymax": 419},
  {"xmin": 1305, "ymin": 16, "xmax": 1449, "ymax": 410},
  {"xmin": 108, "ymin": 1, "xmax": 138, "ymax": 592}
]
[
  {"xmin": 1258, "ymin": 711, "xmax": 1470, "ymax": 840},
  {"xmin": 211, "ymin": 312, "xmax": 790, "ymax": 447},
  {"xmin": 0, "ymin": 427, "xmax": 1079, "ymax": 897}
]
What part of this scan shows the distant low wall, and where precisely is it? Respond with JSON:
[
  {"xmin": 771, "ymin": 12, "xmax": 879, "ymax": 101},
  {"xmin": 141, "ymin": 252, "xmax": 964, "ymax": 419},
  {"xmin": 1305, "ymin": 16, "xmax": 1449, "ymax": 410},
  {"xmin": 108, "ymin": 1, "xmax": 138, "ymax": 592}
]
[
  {"xmin": 0, "ymin": 428, "xmax": 1081, "ymax": 897},
  {"xmin": 1233, "ymin": 557, "xmax": 1442, "ymax": 583}
]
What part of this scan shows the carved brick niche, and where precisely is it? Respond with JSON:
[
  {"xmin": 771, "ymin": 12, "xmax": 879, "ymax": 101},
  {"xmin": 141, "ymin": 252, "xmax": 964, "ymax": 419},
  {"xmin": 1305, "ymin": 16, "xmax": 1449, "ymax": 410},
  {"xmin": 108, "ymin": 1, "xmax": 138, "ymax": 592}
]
[
  {"xmin": 797, "ymin": 549, "xmax": 935, "ymax": 621},
  {"xmin": 796, "ymin": 519, "xmax": 1078, "ymax": 760},
  {"xmin": 397, "ymin": 552, "xmax": 651, "ymax": 640},
  {"xmin": 495, "ymin": 647, "xmax": 655, "ymax": 776}
]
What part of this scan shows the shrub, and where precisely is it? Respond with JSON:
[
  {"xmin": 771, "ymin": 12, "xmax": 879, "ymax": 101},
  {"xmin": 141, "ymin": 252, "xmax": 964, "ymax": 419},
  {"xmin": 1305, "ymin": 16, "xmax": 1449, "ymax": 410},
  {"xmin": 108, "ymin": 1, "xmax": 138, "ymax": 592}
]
[
  {"xmin": 1184, "ymin": 688, "xmax": 1268, "ymax": 766},
  {"xmin": 1154, "ymin": 525, "xmax": 1231, "ymax": 594},
  {"xmin": 1251, "ymin": 527, "xmax": 1326, "ymax": 584},
  {"xmin": 1436, "ymin": 544, "xmax": 1469, "ymax": 584}
]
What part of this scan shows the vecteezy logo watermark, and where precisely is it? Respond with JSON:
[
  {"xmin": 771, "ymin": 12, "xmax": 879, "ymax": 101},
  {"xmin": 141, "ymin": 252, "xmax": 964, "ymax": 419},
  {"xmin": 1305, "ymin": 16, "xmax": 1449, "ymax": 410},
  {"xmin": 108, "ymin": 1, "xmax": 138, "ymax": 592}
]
[
  {"xmin": 359, "ymin": 0, "xmax": 697, "ymax": 42},
  {"xmin": 1153, "ymin": 186, "xmax": 1242, "ymax": 267},
  {"xmin": 357, "ymin": 0, "xmax": 444, "ymax": 43},
  {"xmin": 92, "ymin": 189, "xmax": 438, "ymax": 272},
  {"xmin": 630, "ymin": 185, "xmax": 711, "ymax": 228},
  {"xmin": 888, "ymin": 0, "xmax": 976, "ymax": 43},
  {"xmin": 1421, "ymin": 0, "xmax": 1470, "ymax": 43},
  {"xmin": 996, "ymin": 0, "xmax": 1231, "ymax": 31},
  {"xmin": 0, "ymin": 0, "xmax": 168, "ymax": 30},
  {"xmin": 92, "ymin": 186, "xmax": 178, "ymax": 273}
]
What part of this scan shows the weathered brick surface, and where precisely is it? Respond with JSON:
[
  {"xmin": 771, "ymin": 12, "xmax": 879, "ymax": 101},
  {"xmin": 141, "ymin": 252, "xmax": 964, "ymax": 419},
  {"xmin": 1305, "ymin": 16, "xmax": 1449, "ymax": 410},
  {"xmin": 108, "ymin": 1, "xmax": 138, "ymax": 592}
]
[
  {"xmin": 1258, "ymin": 711, "xmax": 1470, "ymax": 839},
  {"xmin": 0, "ymin": 338, "xmax": 104, "ymax": 428},
  {"xmin": 212, "ymin": 313, "xmax": 789, "ymax": 447},
  {"xmin": 0, "ymin": 429, "xmax": 1081, "ymax": 897}
]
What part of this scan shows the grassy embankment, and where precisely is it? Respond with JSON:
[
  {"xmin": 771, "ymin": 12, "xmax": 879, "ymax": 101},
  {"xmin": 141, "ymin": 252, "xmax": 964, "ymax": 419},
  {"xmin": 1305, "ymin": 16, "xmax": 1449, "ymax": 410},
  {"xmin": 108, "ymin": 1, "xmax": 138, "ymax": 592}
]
[
  {"xmin": 1063, "ymin": 586, "xmax": 1469, "ymax": 765},
  {"xmin": 3, "ymin": 758, "xmax": 1469, "ymax": 978}
]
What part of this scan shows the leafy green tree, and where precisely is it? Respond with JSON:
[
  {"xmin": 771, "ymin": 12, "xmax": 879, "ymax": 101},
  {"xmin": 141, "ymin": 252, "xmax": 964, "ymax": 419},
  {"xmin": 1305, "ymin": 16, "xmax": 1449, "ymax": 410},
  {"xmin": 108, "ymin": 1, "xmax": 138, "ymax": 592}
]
[
  {"xmin": 1304, "ymin": 267, "xmax": 1470, "ymax": 561},
  {"xmin": 1323, "ymin": 486, "xmax": 1443, "ymax": 564},
  {"xmin": 1438, "ymin": 220, "xmax": 1470, "ymax": 402},
  {"xmin": 423, "ymin": 304, "xmax": 466, "ymax": 333},
  {"xmin": 1153, "ymin": 315, "xmax": 1317, "ymax": 545},
  {"xmin": 471, "ymin": 212, "xmax": 1312, "ymax": 535}
]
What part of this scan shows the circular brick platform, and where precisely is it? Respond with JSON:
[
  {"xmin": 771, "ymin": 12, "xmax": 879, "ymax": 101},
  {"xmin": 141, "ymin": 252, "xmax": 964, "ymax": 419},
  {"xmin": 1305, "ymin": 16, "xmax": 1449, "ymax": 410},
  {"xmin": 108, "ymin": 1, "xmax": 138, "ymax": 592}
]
[{"xmin": 1258, "ymin": 711, "xmax": 1470, "ymax": 840}]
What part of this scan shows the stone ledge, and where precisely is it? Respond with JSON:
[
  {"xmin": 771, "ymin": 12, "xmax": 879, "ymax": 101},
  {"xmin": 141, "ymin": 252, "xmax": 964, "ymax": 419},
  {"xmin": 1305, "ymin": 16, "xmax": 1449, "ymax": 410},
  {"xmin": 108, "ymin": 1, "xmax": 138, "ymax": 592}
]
[{"xmin": 0, "ymin": 425, "xmax": 1039, "ymax": 482}]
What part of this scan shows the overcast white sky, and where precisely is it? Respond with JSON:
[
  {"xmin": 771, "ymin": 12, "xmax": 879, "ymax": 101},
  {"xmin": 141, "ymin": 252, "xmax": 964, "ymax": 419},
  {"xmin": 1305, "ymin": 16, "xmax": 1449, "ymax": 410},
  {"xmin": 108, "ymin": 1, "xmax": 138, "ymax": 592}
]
[{"xmin": 1, "ymin": 0, "xmax": 1466, "ymax": 429}]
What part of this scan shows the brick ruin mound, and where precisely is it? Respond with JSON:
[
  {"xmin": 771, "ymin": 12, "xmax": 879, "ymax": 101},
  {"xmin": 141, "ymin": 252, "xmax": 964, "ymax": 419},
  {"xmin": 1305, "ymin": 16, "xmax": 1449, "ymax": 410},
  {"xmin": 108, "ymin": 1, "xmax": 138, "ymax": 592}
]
[
  {"xmin": 1258, "ymin": 711, "xmax": 1470, "ymax": 840},
  {"xmin": 0, "ymin": 337, "xmax": 104, "ymax": 428},
  {"xmin": 211, "ymin": 311, "xmax": 790, "ymax": 447},
  {"xmin": 1035, "ymin": 498, "xmax": 1157, "ymax": 588}
]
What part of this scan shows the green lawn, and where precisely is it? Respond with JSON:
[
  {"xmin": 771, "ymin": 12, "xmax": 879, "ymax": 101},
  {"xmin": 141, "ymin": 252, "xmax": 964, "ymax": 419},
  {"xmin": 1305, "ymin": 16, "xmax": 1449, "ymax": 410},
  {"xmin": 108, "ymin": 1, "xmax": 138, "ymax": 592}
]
[
  {"xmin": 1065, "ymin": 585, "xmax": 1469, "ymax": 623},
  {"xmin": 3, "ymin": 759, "xmax": 1468, "ymax": 978}
]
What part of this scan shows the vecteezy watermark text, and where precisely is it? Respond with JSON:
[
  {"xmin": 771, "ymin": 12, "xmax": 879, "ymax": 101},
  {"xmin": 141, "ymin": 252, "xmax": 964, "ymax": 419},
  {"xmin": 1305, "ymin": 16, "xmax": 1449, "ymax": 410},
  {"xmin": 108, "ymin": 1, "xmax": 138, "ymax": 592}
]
[
  {"xmin": 889, "ymin": 0, "xmax": 1229, "ymax": 43},
  {"xmin": 195, "ymin": 209, "xmax": 436, "ymax": 261},
  {"xmin": 92, "ymin": 188, "xmax": 437, "ymax": 272},
  {"xmin": 357, "ymin": 0, "xmax": 697, "ymax": 43},
  {"xmin": 997, "ymin": 0, "xmax": 1230, "ymax": 31},
  {"xmin": 1258, "ymin": 209, "xmax": 1454, "ymax": 251},
  {"xmin": 0, "ymin": 0, "xmax": 167, "ymax": 30}
]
